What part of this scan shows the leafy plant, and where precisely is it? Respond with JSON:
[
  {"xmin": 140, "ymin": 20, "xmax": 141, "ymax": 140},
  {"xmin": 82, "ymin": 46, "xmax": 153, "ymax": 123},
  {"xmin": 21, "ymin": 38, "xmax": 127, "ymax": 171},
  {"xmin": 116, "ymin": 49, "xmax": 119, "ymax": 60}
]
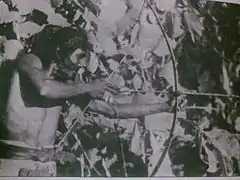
[{"xmin": 0, "ymin": 0, "xmax": 240, "ymax": 177}]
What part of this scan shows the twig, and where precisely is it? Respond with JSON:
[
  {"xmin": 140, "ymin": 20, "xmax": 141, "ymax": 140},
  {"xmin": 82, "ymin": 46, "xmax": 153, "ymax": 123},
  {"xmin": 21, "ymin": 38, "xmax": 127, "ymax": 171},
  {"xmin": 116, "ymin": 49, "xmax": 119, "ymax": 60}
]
[
  {"xmin": 120, "ymin": 139, "xmax": 128, "ymax": 177},
  {"xmin": 102, "ymin": 159, "xmax": 112, "ymax": 177},
  {"xmin": 129, "ymin": 0, "xmax": 145, "ymax": 31},
  {"xmin": 57, "ymin": 119, "xmax": 79, "ymax": 148},
  {"xmin": 182, "ymin": 91, "xmax": 240, "ymax": 99},
  {"xmin": 72, "ymin": 0, "xmax": 84, "ymax": 9},
  {"xmin": 145, "ymin": 0, "xmax": 179, "ymax": 177}
]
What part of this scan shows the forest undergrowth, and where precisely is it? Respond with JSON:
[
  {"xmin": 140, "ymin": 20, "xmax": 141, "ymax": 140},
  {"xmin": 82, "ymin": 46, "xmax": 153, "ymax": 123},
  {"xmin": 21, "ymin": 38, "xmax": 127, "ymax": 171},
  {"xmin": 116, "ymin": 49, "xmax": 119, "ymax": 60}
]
[{"xmin": 0, "ymin": 0, "xmax": 240, "ymax": 177}]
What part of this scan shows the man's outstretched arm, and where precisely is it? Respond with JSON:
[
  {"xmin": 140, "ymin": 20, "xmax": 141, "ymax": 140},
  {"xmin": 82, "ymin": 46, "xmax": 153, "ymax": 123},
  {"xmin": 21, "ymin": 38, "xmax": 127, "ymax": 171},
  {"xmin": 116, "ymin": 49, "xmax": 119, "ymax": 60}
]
[
  {"xmin": 18, "ymin": 54, "xmax": 105, "ymax": 99},
  {"xmin": 89, "ymin": 99, "xmax": 172, "ymax": 118}
]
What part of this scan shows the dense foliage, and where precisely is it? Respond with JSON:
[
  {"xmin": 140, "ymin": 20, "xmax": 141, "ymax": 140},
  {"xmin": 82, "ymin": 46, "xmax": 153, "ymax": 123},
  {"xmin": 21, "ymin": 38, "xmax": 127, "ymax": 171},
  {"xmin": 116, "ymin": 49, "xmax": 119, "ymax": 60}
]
[{"xmin": 0, "ymin": 0, "xmax": 240, "ymax": 177}]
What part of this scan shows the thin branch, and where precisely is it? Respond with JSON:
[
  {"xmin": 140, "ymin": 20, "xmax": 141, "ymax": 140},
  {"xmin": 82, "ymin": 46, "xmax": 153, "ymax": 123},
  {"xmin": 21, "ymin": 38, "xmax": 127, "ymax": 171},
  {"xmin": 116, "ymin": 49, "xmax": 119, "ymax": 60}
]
[
  {"xmin": 182, "ymin": 91, "xmax": 240, "ymax": 99},
  {"xmin": 102, "ymin": 158, "xmax": 112, "ymax": 177},
  {"xmin": 145, "ymin": 0, "xmax": 179, "ymax": 176},
  {"xmin": 72, "ymin": 132, "xmax": 103, "ymax": 176},
  {"xmin": 129, "ymin": 0, "xmax": 145, "ymax": 31},
  {"xmin": 57, "ymin": 119, "xmax": 80, "ymax": 148},
  {"xmin": 120, "ymin": 139, "xmax": 128, "ymax": 177},
  {"xmin": 118, "ymin": 89, "xmax": 240, "ymax": 99},
  {"xmin": 72, "ymin": 0, "xmax": 84, "ymax": 9}
]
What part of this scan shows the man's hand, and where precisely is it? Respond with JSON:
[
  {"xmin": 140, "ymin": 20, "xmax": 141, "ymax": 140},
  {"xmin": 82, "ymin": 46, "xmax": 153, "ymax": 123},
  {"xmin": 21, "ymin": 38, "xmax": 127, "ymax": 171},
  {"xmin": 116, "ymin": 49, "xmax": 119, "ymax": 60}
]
[{"xmin": 89, "ymin": 79, "xmax": 121, "ymax": 98}]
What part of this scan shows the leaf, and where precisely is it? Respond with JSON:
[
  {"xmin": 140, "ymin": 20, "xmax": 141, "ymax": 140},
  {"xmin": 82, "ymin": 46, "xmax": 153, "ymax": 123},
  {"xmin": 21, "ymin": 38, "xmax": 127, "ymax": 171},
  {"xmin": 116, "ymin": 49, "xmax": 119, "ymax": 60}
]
[
  {"xmin": 130, "ymin": 22, "xmax": 140, "ymax": 45},
  {"xmin": 204, "ymin": 129, "xmax": 240, "ymax": 175},
  {"xmin": 50, "ymin": 0, "xmax": 63, "ymax": 8},
  {"xmin": 132, "ymin": 74, "xmax": 142, "ymax": 90},
  {"xmin": 47, "ymin": 13, "xmax": 70, "ymax": 27},
  {"xmin": 3, "ymin": 40, "xmax": 24, "ymax": 60},
  {"xmin": 102, "ymin": 159, "xmax": 111, "ymax": 177},
  {"xmin": 98, "ymin": 0, "xmax": 127, "ymax": 30},
  {"xmin": 73, "ymin": 9, "xmax": 82, "ymax": 22},
  {"xmin": 153, "ymin": 36, "xmax": 177, "ymax": 57},
  {"xmin": 155, "ymin": 0, "xmax": 176, "ymax": 12},
  {"xmin": 0, "ymin": 2, "xmax": 9, "ymax": 20},
  {"xmin": 158, "ymin": 60, "xmax": 176, "ymax": 88},
  {"xmin": 138, "ymin": 10, "xmax": 162, "ymax": 51},
  {"xmin": 235, "ymin": 117, "xmax": 240, "ymax": 132},
  {"xmin": 0, "ymin": 2, "xmax": 21, "ymax": 23},
  {"xmin": 130, "ymin": 122, "xmax": 143, "ymax": 156},
  {"xmin": 164, "ymin": 12, "xmax": 174, "ymax": 38},
  {"xmin": 96, "ymin": 33, "xmax": 117, "ymax": 56},
  {"xmin": 5, "ymin": 11, "xmax": 21, "ymax": 23},
  {"xmin": 148, "ymin": 133, "xmax": 174, "ymax": 177},
  {"xmin": 98, "ymin": 60, "xmax": 108, "ymax": 74},
  {"xmin": 107, "ymin": 59, "xmax": 119, "ymax": 72},
  {"xmin": 86, "ymin": 148, "xmax": 101, "ymax": 169},
  {"xmin": 183, "ymin": 10, "xmax": 204, "ymax": 42},
  {"xmin": 145, "ymin": 112, "xmax": 173, "ymax": 132},
  {"xmin": 201, "ymin": 138, "xmax": 219, "ymax": 173},
  {"xmin": 64, "ymin": 104, "xmax": 83, "ymax": 128},
  {"xmin": 11, "ymin": 0, "xmax": 34, "ymax": 15},
  {"xmin": 17, "ymin": 21, "xmax": 44, "ymax": 38},
  {"xmin": 149, "ymin": 130, "xmax": 160, "ymax": 155},
  {"xmin": 87, "ymin": 52, "xmax": 99, "ymax": 73},
  {"xmin": 222, "ymin": 61, "xmax": 231, "ymax": 95},
  {"xmin": 108, "ymin": 73, "xmax": 125, "ymax": 89},
  {"xmin": 11, "ymin": 0, "xmax": 69, "ymax": 26},
  {"xmin": 116, "ymin": 8, "xmax": 139, "ymax": 35}
]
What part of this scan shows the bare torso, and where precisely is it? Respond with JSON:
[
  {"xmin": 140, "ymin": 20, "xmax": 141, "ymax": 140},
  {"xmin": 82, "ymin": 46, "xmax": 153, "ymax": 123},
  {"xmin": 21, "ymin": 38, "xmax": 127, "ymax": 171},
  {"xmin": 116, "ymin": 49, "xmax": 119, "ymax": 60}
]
[{"xmin": 5, "ymin": 71, "xmax": 62, "ymax": 147}]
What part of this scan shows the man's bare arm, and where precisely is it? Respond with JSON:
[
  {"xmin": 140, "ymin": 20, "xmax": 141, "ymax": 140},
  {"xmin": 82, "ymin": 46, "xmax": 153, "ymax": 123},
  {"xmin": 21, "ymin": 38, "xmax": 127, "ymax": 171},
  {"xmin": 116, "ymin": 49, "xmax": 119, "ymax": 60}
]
[
  {"xmin": 89, "ymin": 99, "xmax": 171, "ymax": 118},
  {"xmin": 18, "ymin": 54, "xmax": 102, "ymax": 99}
]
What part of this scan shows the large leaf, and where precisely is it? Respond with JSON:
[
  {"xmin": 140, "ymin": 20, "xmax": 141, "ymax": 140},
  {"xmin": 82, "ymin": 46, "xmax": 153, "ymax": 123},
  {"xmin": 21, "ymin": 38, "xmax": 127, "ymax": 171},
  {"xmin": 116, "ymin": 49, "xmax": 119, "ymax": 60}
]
[
  {"xmin": 0, "ymin": 2, "xmax": 21, "ymax": 23},
  {"xmin": 183, "ymin": 10, "xmax": 204, "ymax": 42},
  {"xmin": 17, "ymin": 21, "xmax": 44, "ymax": 38},
  {"xmin": 3, "ymin": 40, "xmax": 24, "ymax": 60},
  {"xmin": 204, "ymin": 129, "xmax": 240, "ymax": 175},
  {"xmin": 130, "ymin": 121, "xmax": 143, "ymax": 156},
  {"xmin": 98, "ymin": 0, "xmax": 127, "ymax": 31}
]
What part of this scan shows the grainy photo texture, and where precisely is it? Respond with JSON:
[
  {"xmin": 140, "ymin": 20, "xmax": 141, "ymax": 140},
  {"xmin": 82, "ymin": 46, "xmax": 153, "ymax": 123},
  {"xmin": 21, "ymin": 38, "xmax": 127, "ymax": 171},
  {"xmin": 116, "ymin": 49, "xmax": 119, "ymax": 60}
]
[{"xmin": 0, "ymin": 0, "xmax": 240, "ymax": 177}]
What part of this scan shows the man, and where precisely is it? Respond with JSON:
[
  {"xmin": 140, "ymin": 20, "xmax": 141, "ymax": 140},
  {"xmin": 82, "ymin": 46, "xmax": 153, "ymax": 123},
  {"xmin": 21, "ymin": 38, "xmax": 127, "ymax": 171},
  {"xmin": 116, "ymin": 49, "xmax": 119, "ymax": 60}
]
[{"xmin": 0, "ymin": 25, "xmax": 172, "ymax": 176}]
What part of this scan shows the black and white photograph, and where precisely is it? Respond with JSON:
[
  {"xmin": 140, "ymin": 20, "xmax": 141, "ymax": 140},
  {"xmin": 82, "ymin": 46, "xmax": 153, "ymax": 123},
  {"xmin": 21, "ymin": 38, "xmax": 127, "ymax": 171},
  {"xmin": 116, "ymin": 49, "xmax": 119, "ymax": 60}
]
[{"xmin": 0, "ymin": 0, "xmax": 239, "ymax": 177}]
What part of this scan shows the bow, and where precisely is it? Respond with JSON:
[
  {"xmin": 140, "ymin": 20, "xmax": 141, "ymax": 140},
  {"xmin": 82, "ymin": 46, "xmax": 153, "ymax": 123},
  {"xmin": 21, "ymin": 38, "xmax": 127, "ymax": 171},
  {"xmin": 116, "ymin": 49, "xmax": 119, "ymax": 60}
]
[{"xmin": 145, "ymin": 0, "xmax": 179, "ymax": 176}]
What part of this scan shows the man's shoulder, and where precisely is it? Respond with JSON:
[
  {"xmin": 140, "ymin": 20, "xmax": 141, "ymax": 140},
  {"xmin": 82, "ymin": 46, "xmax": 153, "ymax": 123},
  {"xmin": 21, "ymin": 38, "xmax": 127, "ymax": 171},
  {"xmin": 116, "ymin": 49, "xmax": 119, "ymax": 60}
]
[
  {"xmin": 18, "ymin": 53, "xmax": 42, "ymax": 69},
  {"xmin": 19, "ymin": 53, "xmax": 40, "ymax": 62}
]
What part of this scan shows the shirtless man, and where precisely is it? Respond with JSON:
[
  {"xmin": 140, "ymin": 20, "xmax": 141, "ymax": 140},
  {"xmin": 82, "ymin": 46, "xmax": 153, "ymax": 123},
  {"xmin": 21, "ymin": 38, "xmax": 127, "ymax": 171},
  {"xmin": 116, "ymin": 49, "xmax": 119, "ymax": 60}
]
[{"xmin": 0, "ymin": 25, "xmax": 172, "ymax": 176}]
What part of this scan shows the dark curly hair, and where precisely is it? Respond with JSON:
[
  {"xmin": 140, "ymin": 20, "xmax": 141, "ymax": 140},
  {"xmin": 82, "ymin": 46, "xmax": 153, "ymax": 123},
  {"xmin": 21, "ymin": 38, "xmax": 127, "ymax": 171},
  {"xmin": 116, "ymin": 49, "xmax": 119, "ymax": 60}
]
[{"xmin": 29, "ymin": 25, "xmax": 91, "ymax": 69}]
